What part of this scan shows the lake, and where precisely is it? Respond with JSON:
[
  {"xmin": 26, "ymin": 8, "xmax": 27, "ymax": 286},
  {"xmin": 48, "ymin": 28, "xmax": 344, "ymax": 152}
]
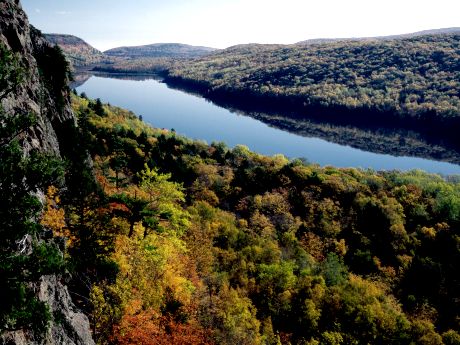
[{"xmin": 76, "ymin": 74, "xmax": 460, "ymax": 175}]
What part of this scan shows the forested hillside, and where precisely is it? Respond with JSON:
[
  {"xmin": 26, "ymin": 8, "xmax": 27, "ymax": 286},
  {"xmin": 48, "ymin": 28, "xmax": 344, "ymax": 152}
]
[
  {"xmin": 296, "ymin": 27, "xmax": 460, "ymax": 45},
  {"xmin": 2, "ymin": 2, "xmax": 460, "ymax": 343},
  {"xmin": 44, "ymin": 33, "xmax": 108, "ymax": 68},
  {"xmin": 104, "ymin": 43, "xmax": 217, "ymax": 59},
  {"xmin": 91, "ymin": 57, "xmax": 174, "ymax": 74},
  {"xmin": 166, "ymin": 34, "xmax": 460, "ymax": 132},
  {"xmin": 62, "ymin": 93, "xmax": 460, "ymax": 344},
  {"xmin": 3, "ymin": 27, "xmax": 460, "ymax": 341},
  {"xmin": 45, "ymin": 36, "xmax": 217, "ymax": 74}
]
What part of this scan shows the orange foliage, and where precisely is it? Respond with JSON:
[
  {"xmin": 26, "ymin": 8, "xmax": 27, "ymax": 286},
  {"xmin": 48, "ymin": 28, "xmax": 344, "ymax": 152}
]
[
  {"xmin": 112, "ymin": 310, "xmax": 214, "ymax": 345},
  {"xmin": 108, "ymin": 202, "xmax": 131, "ymax": 213},
  {"xmin": 95, "ymin": 170, "xmax": 111, "ymax": 194},
  {"xmin": 95, "ymin": 166, "xmax": 119, "ymax": 196}
]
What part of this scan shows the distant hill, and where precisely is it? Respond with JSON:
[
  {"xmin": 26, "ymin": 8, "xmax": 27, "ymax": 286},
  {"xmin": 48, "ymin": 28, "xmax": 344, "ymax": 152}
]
[
  {"xmin": 296, "ymin": 27, "xmax": 460, "ymax": 45},
  {"xmin": 104, "ymin": 43, "xmax": 217, "ymax": 59},
  {"xmin": 166, "ymin": 32, "xmax": 460, "ymax": 136},
  {"xmin": 44, "ymin": 33, "xmax": 108, "ymax": 68},
  {"xmin": 45, "ymin": 35, "xmax": 218, "ymax": 73}
]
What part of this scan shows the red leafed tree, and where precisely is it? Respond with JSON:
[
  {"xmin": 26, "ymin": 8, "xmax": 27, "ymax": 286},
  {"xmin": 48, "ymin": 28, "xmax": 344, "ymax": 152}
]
[{"xmin": 112, "ymin": 311, "xmax": 214, "ymax": 345}]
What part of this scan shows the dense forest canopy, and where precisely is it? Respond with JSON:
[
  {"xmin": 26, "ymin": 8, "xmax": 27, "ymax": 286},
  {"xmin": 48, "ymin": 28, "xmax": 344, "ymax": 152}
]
[
  {"xmin": 2, "ymin": 3, "xmax": 460, "ymax": 342},
  {"xmin": 47, "ymin": 30, "xmax": 460, "ymax": 133},
  {"xmin": 62, "ymin": 93, "xmax": 460, "ymax": 344},
  {"xmin": 2, "ymin": 27, "xmax": 460, "ymax": 342},
  {"xmin": 166, "ymin": 34, "xmax": 460, "ymax": 126}
]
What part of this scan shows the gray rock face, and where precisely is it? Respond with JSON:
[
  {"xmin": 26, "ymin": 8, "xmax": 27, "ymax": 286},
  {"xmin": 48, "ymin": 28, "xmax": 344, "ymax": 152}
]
[
  {"xmin": 1, "ymin": 276, "xmax": 95, "ymax": 345},
  {"xmin": 0, "ymin": 0, "xmax": 75, "ymax": 155},
  {"xmin": 40, "ymin": 276, "xmax": 95, "ymax": 345},
  {"xmin": 0, "ymin": 1, "xmax": 95, "ymax": 344}
]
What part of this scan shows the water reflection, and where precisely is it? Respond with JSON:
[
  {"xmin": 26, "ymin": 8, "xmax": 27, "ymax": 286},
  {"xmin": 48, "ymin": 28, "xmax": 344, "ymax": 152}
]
[
  {"xmin": 74, "ymin": 73, "xmax": 460, "ymax": 175},
  {"xmin": 71, "ymin": 72, "xmax": 161, "ymax": 88}
]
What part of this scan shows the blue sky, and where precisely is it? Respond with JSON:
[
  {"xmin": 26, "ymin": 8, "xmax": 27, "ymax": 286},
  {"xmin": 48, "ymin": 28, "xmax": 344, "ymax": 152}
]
[{"xmin": 22, "ymin": 0, "xmax": 460, "ymax": 51}]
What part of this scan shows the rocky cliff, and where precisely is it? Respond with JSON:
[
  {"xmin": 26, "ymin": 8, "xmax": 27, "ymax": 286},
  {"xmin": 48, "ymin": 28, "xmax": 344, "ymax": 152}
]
[
  {"xmin": 0, "ymin": 0, "xmax": 74, "ymax": 154},
  {"xmin": 0, "ymin": 1, "xmax": 95, "ymax": 344},
  {"xmin": 1, "ymin": 276, "xmax": 95, "ymax": 345}
]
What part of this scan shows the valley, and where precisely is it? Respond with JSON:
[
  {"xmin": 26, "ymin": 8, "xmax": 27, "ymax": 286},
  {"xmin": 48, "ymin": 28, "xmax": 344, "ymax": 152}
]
[
  {"xmin": 48, "ymin": 29, "xmax": 460, "ymax": 172},
  {"xmin": 2, "ymin": 1, "xmax": 460, "ymax": 343},
  {"xmin": 75, "ymin": 73, "xmax": 460, "ymax": 174}
]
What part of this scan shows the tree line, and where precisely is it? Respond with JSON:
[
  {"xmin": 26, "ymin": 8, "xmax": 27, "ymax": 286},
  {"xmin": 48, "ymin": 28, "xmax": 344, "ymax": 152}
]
[{"xmin": 166, "ymin": 34, "xmax": 460, "ymax": 133}]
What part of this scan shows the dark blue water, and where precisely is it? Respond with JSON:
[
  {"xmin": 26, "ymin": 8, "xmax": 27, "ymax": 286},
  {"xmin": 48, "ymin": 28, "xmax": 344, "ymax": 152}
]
[{"xmin": 76, "ymin": 75, "xmax": 460, "ymax": 175}]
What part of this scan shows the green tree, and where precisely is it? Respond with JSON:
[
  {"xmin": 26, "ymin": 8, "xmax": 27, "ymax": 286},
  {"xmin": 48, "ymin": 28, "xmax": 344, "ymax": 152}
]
[{"xmin": 89, "ymin": 98, "xmax": 106, "ymax": 117}]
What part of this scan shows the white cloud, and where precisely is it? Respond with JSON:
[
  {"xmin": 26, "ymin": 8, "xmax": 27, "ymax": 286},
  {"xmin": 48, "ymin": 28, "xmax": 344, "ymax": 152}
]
[
  {"xmin": 35, "ymin": 8, "xmax": 40, "ymax": 13},
  {"xmin": 55, "ymin": 10, "xmax": 71, "ymax": 15}
]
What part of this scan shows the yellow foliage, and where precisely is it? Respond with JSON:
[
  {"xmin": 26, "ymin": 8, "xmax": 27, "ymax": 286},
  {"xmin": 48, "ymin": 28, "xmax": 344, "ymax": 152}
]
[
  {"xmin": 419, "ymin": 226, "xmax": 437, "ymax": 239},
  {"xmin": 341, "ymin": 274, "xmax": 408, "ymax": 334},
  {"xmin": 113, "ymin": 225, "xmax": 195, "ymax": 313},
  {"xmin": 334, "ymin": 239, "xmax": 347, "ymax": 257},
  {"xmin": 41, "ymin": 186, "xmax": 65, "ymax": 232},
  {"xmin": 40, "ymin": 186, "xmax": 74, "ymax": 244}
]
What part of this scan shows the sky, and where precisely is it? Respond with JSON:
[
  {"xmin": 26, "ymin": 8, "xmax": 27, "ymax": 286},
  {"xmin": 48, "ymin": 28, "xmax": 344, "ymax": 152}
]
[{"xmin": 22, "ymin": 0, "xmax": 460, "ymax": 51}]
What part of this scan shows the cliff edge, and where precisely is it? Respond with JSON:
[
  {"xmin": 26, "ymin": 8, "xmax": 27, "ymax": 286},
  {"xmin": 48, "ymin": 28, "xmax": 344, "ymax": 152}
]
[{"xmin": 0, "ymin": 1, "xmax": 94, "ymax": 344}]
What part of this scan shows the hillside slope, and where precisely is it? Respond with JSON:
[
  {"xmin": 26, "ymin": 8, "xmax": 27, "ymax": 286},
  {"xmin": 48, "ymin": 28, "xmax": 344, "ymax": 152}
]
[
  {"xmin": 44, "ymin": 33, "xmax": 108, "ymax": 68},
  {"xmin": 45, "ymin": 36, "xmax": 217, "ymax": 73},
  {"xmin": 5, "ymin": 1, "xmax": 460, "ymax": 344},
  {"xmin": 296, "ymin": 27, "xmax": 460, "ymax": 45},
  {"xmin": 65, "ymin": 92, "xmax": 460, "ymax": 344},
  {"xmin": 104, "ymin": 42, "xmax": 217, "ymax": 59},
  {"xmin": 166, "ymin": 33, "xmax": 460, "ymax": 134}
]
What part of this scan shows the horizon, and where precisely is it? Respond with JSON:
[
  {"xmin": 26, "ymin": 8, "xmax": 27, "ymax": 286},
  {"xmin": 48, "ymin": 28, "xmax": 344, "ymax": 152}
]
[
  {"xmin": 44, "ymin": 26, "xmax": 460, "ymax": 52},
  {"xmin": 22, "ymin": 0, "xmax": 460, "ymax": 51}
]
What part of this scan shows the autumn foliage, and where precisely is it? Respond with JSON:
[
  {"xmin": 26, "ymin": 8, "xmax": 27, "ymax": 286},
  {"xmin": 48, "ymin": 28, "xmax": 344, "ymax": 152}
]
[
  {"xmin": 112, "ymin": 311, "xmax": 214, "ymax": 345},
  {"xmin": 64, "ymin": 95, "xmax": 460, "ymax": 344}
]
